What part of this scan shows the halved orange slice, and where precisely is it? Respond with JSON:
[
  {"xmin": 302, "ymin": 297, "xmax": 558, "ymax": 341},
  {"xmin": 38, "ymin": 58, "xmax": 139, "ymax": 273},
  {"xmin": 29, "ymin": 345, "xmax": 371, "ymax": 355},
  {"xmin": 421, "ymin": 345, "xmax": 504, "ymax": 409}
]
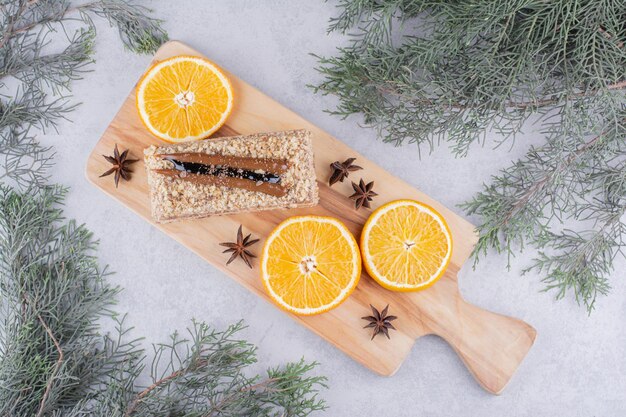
[
  {"xmin": 361, "ymin": 199, "xmax": 452, "ymax": 291},
  {"xmin": 261, "ymin": 216, "xmax": 361, "ymax": 315},
  {"xmin": 136, "ymin": 55, "xmax": 233, "ymax": 143}
]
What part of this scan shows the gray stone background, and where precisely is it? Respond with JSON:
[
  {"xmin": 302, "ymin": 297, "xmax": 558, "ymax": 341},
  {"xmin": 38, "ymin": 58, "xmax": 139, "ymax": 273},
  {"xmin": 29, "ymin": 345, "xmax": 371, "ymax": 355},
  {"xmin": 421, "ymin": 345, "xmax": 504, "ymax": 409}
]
[{"xmin": 43, "ymin": 1, "xmax": 625, "ymax": 415}]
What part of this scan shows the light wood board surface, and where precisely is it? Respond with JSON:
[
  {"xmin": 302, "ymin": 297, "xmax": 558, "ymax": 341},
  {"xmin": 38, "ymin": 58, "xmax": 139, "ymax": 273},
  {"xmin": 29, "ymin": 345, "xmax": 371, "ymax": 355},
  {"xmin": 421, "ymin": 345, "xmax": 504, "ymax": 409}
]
[{"xmin": 85, "ymin": 41, "xmax": 536, "ymax": 394}]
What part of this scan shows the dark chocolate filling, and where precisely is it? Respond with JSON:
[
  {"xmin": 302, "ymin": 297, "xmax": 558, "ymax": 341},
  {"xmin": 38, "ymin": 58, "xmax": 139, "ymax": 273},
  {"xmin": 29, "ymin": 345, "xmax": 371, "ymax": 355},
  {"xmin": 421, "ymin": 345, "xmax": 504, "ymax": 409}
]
[{"xmin": 165, "ymin": 157, "xmax": 281, "ymax": 184}]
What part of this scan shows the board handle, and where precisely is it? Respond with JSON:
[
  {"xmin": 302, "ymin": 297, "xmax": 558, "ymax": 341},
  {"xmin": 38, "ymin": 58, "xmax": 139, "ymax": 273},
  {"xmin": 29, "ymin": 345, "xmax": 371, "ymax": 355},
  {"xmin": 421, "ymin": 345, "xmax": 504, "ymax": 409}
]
[{"xmin": 434, "ymin": 297, "xmax": 536, "ymax": 394}]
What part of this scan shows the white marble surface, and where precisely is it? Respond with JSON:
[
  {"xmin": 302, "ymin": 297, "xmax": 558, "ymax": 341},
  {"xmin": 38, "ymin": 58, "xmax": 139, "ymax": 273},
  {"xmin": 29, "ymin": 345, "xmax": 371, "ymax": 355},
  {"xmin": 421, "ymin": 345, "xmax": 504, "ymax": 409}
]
[{"xmin": 43, "ymin": 1, "xmax": 625, "ymax": 415}]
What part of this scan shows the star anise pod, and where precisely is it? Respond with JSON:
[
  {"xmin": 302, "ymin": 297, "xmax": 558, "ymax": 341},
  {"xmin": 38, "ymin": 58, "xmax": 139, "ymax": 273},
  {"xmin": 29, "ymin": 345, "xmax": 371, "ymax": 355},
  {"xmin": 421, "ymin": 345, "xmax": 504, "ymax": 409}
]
[
  {"xmin": 362, "ymin": 304, "xmax": 397, "ymax": 340},
  {"xmin": 219, "ymin": 225, "xmax": 259, "ymax": 268},
  {"xmin": 99, "ymin": 144, "xmax": 138, "ymax": 188},
  {"xmin": 329, "ymin": 157, "xmax": 363, "ymax": 186},
  {"xmin": 349, "ymin": 178, "xmax": 377, "ymax": 209}
]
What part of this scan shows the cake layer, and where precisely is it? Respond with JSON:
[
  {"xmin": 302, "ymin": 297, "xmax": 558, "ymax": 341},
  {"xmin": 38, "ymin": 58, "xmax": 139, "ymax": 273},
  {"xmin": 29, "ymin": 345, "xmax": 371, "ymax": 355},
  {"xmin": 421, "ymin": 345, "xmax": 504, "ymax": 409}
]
[{"xmin": 144, "ymin": 129, "xmax": 319, "ymax": 223}]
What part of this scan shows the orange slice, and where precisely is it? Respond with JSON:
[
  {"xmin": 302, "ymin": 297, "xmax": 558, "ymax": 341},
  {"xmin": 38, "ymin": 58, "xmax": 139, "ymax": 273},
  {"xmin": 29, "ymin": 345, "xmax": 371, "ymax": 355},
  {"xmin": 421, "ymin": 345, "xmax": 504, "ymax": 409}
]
[
  {"xmin": 361, "ymin": 199, "xmax": 452, "ymax": 291},
  {"xmin": 261, "ymin": 216, "xmax": 361, "ymax": 315},
  {"xmin": 136, "ymin": 55, "xmax": 233, "ymax": 143}
]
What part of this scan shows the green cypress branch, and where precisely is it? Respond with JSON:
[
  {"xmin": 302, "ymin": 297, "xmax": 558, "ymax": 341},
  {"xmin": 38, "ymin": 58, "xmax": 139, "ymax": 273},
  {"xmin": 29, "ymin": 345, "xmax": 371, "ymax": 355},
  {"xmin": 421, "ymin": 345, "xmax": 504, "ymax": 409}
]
[
  {"xmin": 0, "ymin": 186, "xmax": 327, "ymax": 416},
  {"xmin": 0, "ymin": 0, "xmax": 168, "ymax": 188},
  {"xmin": 76, "ymin": 1, "xmax": 168, "ymax": 55},
  {"xmin": 315, "ymin": 0, "xmax": 626, "ymax": 311}
]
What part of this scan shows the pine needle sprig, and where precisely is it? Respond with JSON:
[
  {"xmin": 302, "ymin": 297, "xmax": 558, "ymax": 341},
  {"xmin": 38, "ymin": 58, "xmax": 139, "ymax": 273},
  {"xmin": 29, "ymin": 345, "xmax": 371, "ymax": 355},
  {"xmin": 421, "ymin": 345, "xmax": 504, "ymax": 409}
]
[
  {"xmin": 524, "ymin": 161, "xmax": 626, "ymax": 312},
  {"xmin": 316, "ymin": 0, "xmax": 626, "ymax": 311},
  {"xmin": 0, "ymin": 186, "xmax": 327, "ymax": 416},
  {"xmin": 0, "ymin": 0, "xmax": 168, "ymax": 189},
  {"xmin": 0, "ymin": 85, "xmax": 75, "ymax": 187},
  {"xmin": 0, "ymin": 185, "xmax": 123, "ymax": 416},
  {"xmin": 125, "ymin": 321, "xmax": 327, "ymax": 416},
  {"xmin": 1, "ymin": 24, "xmax": 96, "ymax": 94},
  {"xmin": 77, "ymin": 0, "xmax": 169, "ymax": 55},
  {"xmin": 461, "ymin": 95, "xmax": 625, "ymax": 312},
  {"xmin": 463, "ymin": 97, "xmax": 624, "ymax": 257},
  {"xmin": 0, "ymin": 127, "xmax": 54, "ymax": 188}
]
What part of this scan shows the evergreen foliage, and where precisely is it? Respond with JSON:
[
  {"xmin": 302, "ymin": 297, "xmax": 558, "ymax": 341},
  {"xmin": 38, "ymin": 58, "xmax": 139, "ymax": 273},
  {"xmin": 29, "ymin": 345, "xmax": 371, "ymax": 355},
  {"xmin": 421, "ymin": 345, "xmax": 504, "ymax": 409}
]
[
  {"xmin": 0, "ymin": 0, "xmax": 167, "ymax": 188},
  {"xmin": 314, "ymin": 0, "xmax": 626, "ymax": 312},
  {"xmin": 0, "ymin": 187, "xmax": 326, "ymax": 416}
]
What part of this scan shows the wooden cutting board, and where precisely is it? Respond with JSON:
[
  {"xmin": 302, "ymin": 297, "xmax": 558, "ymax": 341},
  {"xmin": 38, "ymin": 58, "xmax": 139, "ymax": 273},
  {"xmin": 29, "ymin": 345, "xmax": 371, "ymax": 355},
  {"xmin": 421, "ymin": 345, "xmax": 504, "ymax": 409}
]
[{"xmin": 85, "ymin": 41, "xmax": 536, "ymax": 394}]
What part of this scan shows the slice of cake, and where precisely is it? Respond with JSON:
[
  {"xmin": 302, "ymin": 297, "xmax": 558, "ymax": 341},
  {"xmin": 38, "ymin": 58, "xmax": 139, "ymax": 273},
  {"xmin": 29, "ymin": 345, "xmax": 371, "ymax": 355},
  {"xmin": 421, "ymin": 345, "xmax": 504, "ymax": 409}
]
[{"xmin": 144, "ymin": 129, "xmax": 319, "ymax": 223}]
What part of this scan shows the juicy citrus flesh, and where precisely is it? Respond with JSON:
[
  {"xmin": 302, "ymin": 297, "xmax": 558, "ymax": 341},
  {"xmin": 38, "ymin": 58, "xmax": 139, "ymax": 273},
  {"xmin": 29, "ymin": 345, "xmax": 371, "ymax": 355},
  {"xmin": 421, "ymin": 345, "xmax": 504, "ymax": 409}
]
[
  {"xmin": 136, "ymin": 55, "xmax": 233, "ymax": 143},
  {"xmin": 361, "ymin": 200, "xmax": 452, "ymax": 291},
  {"xmin": 261, "ymin": 216, "xmax": 361, "ymax": 315}
]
